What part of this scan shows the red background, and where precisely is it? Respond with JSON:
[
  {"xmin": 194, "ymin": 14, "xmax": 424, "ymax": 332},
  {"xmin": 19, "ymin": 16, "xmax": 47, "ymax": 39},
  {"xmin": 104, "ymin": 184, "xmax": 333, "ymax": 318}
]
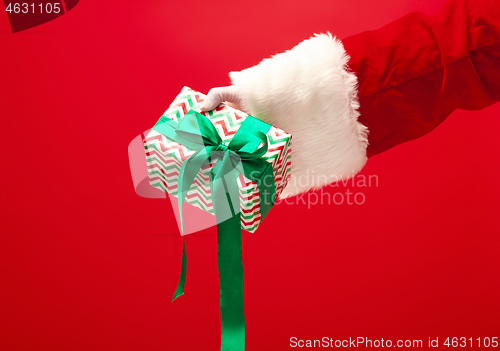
[{"xmin": 1, "ymin": 0, "xmax": 499, "ymax": 350}]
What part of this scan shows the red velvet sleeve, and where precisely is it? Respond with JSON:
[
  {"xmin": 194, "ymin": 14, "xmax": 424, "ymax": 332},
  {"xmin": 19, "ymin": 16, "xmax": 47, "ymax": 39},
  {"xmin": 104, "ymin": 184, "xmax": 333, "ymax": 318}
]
[{"xmin": 342, "ymin": 0, "xmax": 500, "ymax": 158}]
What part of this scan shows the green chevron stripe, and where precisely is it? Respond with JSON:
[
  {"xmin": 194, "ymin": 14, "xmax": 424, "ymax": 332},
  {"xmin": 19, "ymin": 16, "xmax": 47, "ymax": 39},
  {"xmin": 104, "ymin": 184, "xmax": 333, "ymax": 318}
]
[
  {"xmin": 243, "ymin": 227, "xmax": 258, "ymax": 233},
  {"xmin": 145, "ymin": 135, "xmax": 197, "ymax": 157},
  {"xmin": 185, "ymin": 198, "xmax": 214, "ymax": 214},
  {"xmin": 238, "ymin": 185, "xmax": 257, "ymax": 194},
  {"xmin": 145, "ymin": 145, "xmax": 212, "ymax": 182},
  {"xmin": 149, "ymin": 176, "xmax": 214, "ymax": 210},
  {"xmin": 186, "ymin": 186, "xmax": 213, "ymax": 203},
  {"xmin": 240, "ymin": 199, "xmax": 259, "ymax": 208},
  {"xmin": 240, "ymin": 205, "xmax": 259, "ymax": 213},
  {"xmin": 149, "ymin": 175, "xmax": 214, "ymax": 203},
  {"xmin": 240, "ymin": 212, "xmax": 260, "ymax": 221},
  {"xmin": 239, "ymin": 191, "xmax": 258, "ymax": 200},
  {"xmin": 149, "ymin": 173, "xmax": 178, "ymax": 195},
  {"xmin": 146, "ymin": 160, "xmax": 211, "ymax": 193},
  {"xmin": 209, "ymin": 111, "xmax": 241, "ymax": 128},
  {"xmin": 267, "ymin": 136, "xmax": 289, "ymax": 146},
  {"xmin": 239, "ymin": 197, "xmax": 258, "ymax": 206},
  {"xmin": 186, "ymin": 189, "xmax": 214, "ymax": 204},
  {"xmin": 187, "ymin": 195, "xmax": 214, "ymax": 211},
  {"xmin": 242, "ymin": 220, "xmax": 259, "ymax": 227},
  {"xmin": 163, "ymin": 108, "xmax": 182, "ymax": 122},
  {"xmin": 147, "ymin": 169, "xmax": 201, "ymax": 189},
  {"xmin": 173, "ymin": 94, "xmax": 195, "ymax": 108},
  {"xmin": 144, "ymin": 141, "xmax": 194, "ymax": 158}
]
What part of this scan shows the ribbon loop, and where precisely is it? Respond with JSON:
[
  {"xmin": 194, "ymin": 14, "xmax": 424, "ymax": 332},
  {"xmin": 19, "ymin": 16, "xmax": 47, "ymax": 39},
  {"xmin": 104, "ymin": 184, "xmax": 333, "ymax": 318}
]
[{"xmin": 175, "ymin": 110, "xmax": 223, "ymax": 148}]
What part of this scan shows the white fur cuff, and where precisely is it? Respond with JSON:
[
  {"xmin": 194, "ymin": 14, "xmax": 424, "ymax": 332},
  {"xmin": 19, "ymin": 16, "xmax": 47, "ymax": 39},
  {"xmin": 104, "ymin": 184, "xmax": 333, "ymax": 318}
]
[{"xmin": 229, "ymin": 33, "xmax": 369, "ymax": 198}]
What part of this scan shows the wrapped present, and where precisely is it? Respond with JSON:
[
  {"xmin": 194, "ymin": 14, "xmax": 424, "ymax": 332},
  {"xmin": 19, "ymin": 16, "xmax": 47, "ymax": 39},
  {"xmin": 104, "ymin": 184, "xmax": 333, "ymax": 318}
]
[
  {"xmin": 143, "ymin": 86, "xmax": 292, "ymax": 233},
  {"xmin": 142, "ymin": 86, "xmax": 292, "ymax": 351}
]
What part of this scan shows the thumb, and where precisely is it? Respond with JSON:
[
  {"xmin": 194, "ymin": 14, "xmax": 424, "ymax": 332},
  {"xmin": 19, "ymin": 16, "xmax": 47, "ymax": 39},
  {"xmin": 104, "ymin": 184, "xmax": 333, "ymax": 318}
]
[{"xmin": 200, "ymin": 86, "xmax": 242, "ymax": 112}]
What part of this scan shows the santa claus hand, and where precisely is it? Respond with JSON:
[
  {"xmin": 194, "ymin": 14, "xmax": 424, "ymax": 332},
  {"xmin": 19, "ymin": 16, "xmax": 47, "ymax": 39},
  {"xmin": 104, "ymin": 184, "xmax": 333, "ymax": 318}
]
[{"xmin": 200, "ymin": 86, "xmax": 245, "ymax": 112}]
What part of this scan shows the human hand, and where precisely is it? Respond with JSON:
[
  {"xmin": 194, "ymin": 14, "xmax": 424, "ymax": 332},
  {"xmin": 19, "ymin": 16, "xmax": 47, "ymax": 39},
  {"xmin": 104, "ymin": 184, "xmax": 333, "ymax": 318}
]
[{"xmin": 200, "ymin": 85, "xmax": 246, "ymax": 112}]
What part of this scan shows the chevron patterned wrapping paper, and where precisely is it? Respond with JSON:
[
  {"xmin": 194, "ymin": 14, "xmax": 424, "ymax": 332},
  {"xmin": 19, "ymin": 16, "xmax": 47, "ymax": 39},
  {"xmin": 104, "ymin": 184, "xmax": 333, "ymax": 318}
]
[{"xmin": 143, "ymin": 87, "xmax": 292, "ymax": 233}]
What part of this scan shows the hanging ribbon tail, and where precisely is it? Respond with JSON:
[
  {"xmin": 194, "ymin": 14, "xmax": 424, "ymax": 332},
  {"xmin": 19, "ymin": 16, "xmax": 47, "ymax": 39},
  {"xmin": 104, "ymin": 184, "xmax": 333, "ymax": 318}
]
[
  {"xmin": 217, "ymin": 213, "xmax": 245, "ymax": 351},
  {"xmin": 172, "ymin": 235, "xmax": 187, "ymax": 302},
  {"xmin": 211, "ymin": 163, "xmax": 246, "ymax": 351},
  {"xmin": 171, "ymin": 147, "xmax": 214, "ymax": 301}
]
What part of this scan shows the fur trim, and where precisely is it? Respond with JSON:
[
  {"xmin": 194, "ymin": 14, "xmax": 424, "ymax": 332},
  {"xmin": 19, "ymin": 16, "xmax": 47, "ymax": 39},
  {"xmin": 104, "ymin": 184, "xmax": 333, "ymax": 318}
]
[{"xmin": 230, "ymin": 33, "xmax": 369, "ymax": 198}]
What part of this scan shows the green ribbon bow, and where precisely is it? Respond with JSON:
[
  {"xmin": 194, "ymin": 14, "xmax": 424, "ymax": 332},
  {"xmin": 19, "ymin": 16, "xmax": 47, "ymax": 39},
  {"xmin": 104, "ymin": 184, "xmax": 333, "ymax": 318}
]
[{"xmin": 153, "ymin": 110, "xmax": 276, "ymax": 351}]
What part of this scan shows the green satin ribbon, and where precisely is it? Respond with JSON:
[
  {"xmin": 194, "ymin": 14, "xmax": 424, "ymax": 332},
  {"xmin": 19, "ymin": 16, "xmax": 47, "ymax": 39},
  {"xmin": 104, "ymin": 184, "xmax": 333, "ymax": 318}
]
[{"xmin": 153, "ymin": 110, "xmax": 276, "ymax": 351}]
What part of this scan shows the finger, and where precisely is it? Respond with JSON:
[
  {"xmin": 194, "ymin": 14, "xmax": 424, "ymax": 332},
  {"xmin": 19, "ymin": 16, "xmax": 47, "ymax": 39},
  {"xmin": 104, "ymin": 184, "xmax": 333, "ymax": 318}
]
[
  {"xmin": 200, "ymin": 88, "xmax": 223, "ymax": 111},
  {"xmin": 201, "ymin": 86, "xmax": 240, "ymax": 111}
]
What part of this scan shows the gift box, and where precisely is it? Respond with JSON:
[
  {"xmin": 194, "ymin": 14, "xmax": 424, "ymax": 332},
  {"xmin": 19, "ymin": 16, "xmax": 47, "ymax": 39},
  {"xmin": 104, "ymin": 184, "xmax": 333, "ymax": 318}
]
[{"xmin": 143, "ymin": 86, "xmax": 292, "ymax": 232}]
